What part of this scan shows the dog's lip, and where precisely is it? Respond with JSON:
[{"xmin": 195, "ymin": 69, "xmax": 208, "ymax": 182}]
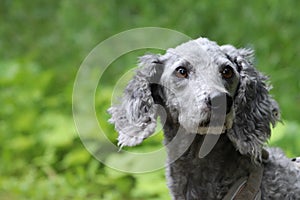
[
  {"xmin": 197, "ymin": 115, "xmax": 228, "ymax": 134},
  {"xmin": 199, "ymin": 120, "xmax": 210, "ymax": 127},
  {"xmin": 198, "ymin": 115, "xmax": 227, "ymax": 127}
]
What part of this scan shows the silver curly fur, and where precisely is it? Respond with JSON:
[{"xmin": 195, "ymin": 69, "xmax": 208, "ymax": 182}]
[{"xmin": 108, "ymin": 37, "xmax": 300, "ymax": 199}]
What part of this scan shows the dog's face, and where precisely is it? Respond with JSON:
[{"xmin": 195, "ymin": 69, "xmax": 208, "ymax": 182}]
[
  {"xmin": 109, "ymin": 37, "xmax": 279, "ymax": 158},
  {"xmin": 158, "ymin": 39, "xmax": 240, "ymax": 134}
]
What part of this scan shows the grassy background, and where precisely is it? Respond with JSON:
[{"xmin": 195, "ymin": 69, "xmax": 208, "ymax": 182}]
[{"xmin": 1, "ymin": 0, "xmax": 299, "ymax": 199}]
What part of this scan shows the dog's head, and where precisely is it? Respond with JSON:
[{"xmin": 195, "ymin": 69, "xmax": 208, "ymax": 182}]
[{"xmin": 108, "ymin": 37, "xmax": 280, "ymax": 160}]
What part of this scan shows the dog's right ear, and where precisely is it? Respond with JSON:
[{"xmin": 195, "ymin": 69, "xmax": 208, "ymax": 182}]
[{"xmin": 108, "ymin": 54, "xmax": 163, "ymax": 147}]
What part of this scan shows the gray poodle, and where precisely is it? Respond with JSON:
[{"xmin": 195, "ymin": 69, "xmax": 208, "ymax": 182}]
[{"xmin": 108, "ymin": 37, "xmax": 300, "ymax": 199}]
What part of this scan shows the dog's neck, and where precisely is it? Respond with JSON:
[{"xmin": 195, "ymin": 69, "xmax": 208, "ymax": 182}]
[
  {"xmin": 163, "ymin": 122, "xmax": 253, "ymax": 199},
  {"xmin": 164, "ymin": 124, "xmax": 251, "ymax": 166}
]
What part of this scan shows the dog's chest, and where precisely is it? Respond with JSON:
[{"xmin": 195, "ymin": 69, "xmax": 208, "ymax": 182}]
[{"xmin": 166, "ymin": 135, "xmax": 251, "ymax": 199}]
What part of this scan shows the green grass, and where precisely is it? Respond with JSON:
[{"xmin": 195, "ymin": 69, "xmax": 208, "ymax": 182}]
[{"xmin": 1, "ymin": 0, "xmax": 299, "ymax": 199}]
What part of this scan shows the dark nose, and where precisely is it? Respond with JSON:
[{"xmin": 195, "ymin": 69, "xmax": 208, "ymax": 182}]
[{"xmin": 207, "ymin": 92, "xmax": 233, "ymax": 114}]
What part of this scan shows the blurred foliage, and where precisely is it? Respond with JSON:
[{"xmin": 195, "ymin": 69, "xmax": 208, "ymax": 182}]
[{"xmin": 0, "ymin": 0, "xmax": 299, "ymax": 199}]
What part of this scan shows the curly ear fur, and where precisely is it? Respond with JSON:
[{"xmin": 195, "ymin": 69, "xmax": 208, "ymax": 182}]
[
  {"xmin": 108, "ymin": 54, "xmax": 162, "ymax": 147},
  {"xmin": 221, "ymin": 45, "xmax": 280, "ymax": 162}
]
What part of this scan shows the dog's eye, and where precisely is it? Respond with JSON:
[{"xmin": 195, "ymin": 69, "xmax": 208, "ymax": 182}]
[
  {"xmin": 175, "ymin": 66, "xmax": 188, "ymax": 78},
  {"xmin": 220, "ymin": 66, "xmax": 234, "ymax": 79}
]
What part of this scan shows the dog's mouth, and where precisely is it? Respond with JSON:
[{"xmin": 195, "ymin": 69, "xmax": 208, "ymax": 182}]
[
  {"xmin": 196, "ymin": 113, "xmax": 232, "ymax": 135},
  {"xmin": 199, "ymin": 120, "xmax": 210, "ymax": 127},
  {"xmin": 179, "ymin": 106, "xmax": 234, "ymax": 135}
]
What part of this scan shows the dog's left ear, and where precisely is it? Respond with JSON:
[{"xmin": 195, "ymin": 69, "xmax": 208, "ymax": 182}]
[
  {"xmin": 221, "ymin": 45, "xmax": 280, "ymax": 162},
  {"xmin": 108, "ymin": 54, "xmax": 163, "ymax": 147}
]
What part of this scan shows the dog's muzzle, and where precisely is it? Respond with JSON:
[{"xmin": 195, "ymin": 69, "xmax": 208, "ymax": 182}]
[{"xmin": 197, "ymin": 92, "xmax": 234, "ymax": 134}]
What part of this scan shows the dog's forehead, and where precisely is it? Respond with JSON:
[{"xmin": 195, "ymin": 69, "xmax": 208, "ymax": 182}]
[{"xmin": 167, "ymin": 38, "xmax": 224, "ymax": 68}]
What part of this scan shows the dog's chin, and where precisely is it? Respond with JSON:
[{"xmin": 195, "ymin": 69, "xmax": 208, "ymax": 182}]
[
  {"xmin": 196, "ymin": 118, "xmax": 233, "ymax": 135},
  {"xmin": 181, "ymin": 122, "xmax": 231, "ymax": 135},
  {"xmin": 179, "ymin": 114, "xmax": 234, "ymax": 134}
]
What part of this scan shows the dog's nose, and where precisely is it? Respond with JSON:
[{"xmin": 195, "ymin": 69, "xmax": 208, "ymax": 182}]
[{"xmin": 207, "ymin": 92, "xmax": 233, "ymax": 114}]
